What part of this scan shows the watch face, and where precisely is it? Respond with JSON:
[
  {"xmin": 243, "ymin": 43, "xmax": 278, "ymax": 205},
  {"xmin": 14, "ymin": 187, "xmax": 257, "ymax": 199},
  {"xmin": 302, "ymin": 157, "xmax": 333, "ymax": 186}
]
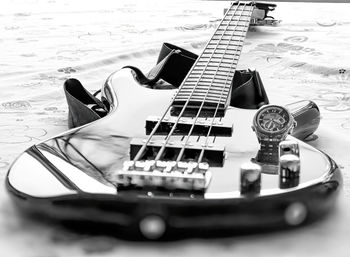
[{"xmin": 256, "ymin": 106, "xmax": 290, "ymax": 133}]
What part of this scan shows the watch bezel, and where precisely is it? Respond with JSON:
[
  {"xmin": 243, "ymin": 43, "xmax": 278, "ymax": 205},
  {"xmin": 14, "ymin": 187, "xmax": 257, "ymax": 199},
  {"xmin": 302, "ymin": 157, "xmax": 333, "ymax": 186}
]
[{"xmin": 253, "ymin": 104, "xmax": 295, "ymax": 137}]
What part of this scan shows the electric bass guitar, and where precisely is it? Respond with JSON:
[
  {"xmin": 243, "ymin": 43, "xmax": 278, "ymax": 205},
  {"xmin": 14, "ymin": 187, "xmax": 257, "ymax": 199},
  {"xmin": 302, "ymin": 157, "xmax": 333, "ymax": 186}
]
[{"xmin": 6, "ymin": 1, "xmax": 342, "ymax": 240}]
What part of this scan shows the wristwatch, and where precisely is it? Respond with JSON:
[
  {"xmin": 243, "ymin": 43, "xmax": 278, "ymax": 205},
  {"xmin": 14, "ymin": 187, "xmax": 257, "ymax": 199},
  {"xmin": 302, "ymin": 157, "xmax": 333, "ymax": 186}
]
[{"xmin": 252, "ymin": 105, "xmax": 296, "ymax": 165}]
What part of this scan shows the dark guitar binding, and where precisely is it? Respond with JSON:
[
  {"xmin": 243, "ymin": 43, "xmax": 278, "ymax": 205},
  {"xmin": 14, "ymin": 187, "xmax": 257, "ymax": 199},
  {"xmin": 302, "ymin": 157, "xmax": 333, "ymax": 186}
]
[{"xmin": 6, "ymin": 1, "xmax": 342, "ymax": 240}]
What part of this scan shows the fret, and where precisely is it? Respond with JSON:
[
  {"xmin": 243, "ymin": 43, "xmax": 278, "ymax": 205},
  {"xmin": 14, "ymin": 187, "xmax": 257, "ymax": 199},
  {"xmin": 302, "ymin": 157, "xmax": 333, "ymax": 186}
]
[
  {"xmin": 226, "ymin": 6, "xmax": 253, "ymax": 12},
  {"xmin": 208, "ymin": 48, "xmax": 242, "ymax": 54},
  {"xmin": 197, "ymin": 57, "xmax": 239, "ymax": 63},
  {"xmin": 185, "ymin": 77, "xmax": 233, "ymax": 83},
  {"xmin": 210, "ymin": 74, "xmax": 234, "ymax": 80},
  {"xmin": 220, "ymin": 21, "xmax": 250, "ymax": 27},
  {"xmin": 207, "ymin": 76, "xmax": 232, "ymax": 82},
  {"xmin": 215, "ymin": 31, "xmax": 248, "ymax": 36},
  {"xmin": 212, "ymin": 31, "xmax": 247, "ymax": 37},
  {"xmin": 221, "ymin": 18, "xmax": 250, "ymax": 23},
  {"xmin": 186, "ymin": 74, "xmax": 234, "ymax": 81},
  {"xmin": 208, "ymin": 39, "xmax": 245, "ymax": 45},
  {"xmin": 225, "ymin": 8, "xmax": 249, "ymax": 14},
  {"xmin": 194, "ymin": 64, "xmax": 235, "ymax": 70},
  {"xmin": 194, "ymin": 64, "xmax": 234, "ymax": 71},
  {"xmin": 205, "ymin": 45, "xmax": 242, "ymax": 51},
  {"xmin": 218, "ymin": 24, "xmax": 249, "ymax": 29},
  {"xmin": 191, "ymin": 71, "xmax": 233, "ymax": 78},
  {"xmin": 198, "ymin": 56, "xmax": 239, "ymax": 65},
  {"xmin": 225, "ymin": 6, "xmax": 247, "ymax": 11},
  {"xmin": 203, "ymin": 48, "xmax": 241, "ymax": 55},
  {"xmin": 172, "ymin": 2, "xmax": 253, "ymax": 116},
  {"xmin": 209, "ymin": 38, "xmax": 245, "ymax": 44},
  {"xmin": 205, "ymin": 44, "xmax": 242, "ymax": 49},
  {"xmin": 182, "ymin": 81, "xmax": 232, "ymax": 87},
  {"xmin": 197, "ymin": 62, "xmax": 236, "ymax": 71},
  {"xmin": 193, "ymin": 64, "xmax": 231, "ymax": 72},
  {"xmin": 215, "ymin": 70, "xmax": 235, "ymax": 76},
  {"xmin": 183, "ymin": 78, "xmax": 233, "ymax": 84},
  {"xmin": 206, "ymin": 45, "xmax": 242, "ymax": 50},
  {"xmin": 187, "ymin": 73, "xmax": 234, "ymax": 80},
  {"xmin": 219, "ymin": 21, "xmax": 250, "ymax": 26},
  {"xmin": 198, "ymin": 58, "xmax": 239, "ymax": 64},
  {"xmin": 188, "ymin": 70, "xmax": 234, "ymax": 78},
  {"xmin": 182, "ymin": 81, "xmax": 229, "ymax": 87},
  {"xmin": 188, "ymin": 74, "xmax": 234, "ymax": 81},
  {"xmin": 200, "ymin": 53, "xmax": 240, "ymax": 61},
  {"xmin": 180, "ymin": 88, "xmax": 230, "ymax": 96},
  {"xmin": 179, "ymin": 91, "xmax": 230, "ymax": 98},
  {"xmin": 226, "ymin": 10, "xmax": 253, "ymax": 16},
  {"xmin": 176, "ymin": 93, "xmax": 229, "ymax": 100},
  {"xmin": 177, "ymin": 97, "xmax": 227, "ymax": 104},
  {"xmin": 199, "ymin": 56, "xmax": 240, "ymax": 63},
  {"xmin": 175, "ymin": 96, "xmax": 227, "ymax": 104},
  {"xmin": 177, "ymin": 92, "xmax": 229, "ymax": 99},
  {"xmin": 211, "ymin": 35, "xmax": 245, "ymax": 41},
  {"xmin": 185, "ymin": 79, "xmax": 230, "ymax": 86},
  {"xmin": 197, "ymin": 65, "xmax": 232, "ymax": 71},
  {"xmin": 177, "ymin": 92, "xmax": 230, "ymax": 99},
  {"xmin": 177, "ymin": 91, "xmax": 228, "ymax": 98},
  {"xmin": 225, "ymin": 13, "xmax": 252, "ymax": 18},
  {"xmin": 181, "ymin": 83, "xmax": 231, "ymax": 91},
  {"xmin": 177, "ymin": 89, "xmax": 229, "ymax": 95},
  {"xmin": 216, "ymin": 27, "xmax": 248, "ymax": 33},
  {"xmin": 201, "ymin": 50, "xmax": 241, "ymax": 56},
  {"xmin": 195, "ymin": 62, "xmax": 237, "ymax": 69}
]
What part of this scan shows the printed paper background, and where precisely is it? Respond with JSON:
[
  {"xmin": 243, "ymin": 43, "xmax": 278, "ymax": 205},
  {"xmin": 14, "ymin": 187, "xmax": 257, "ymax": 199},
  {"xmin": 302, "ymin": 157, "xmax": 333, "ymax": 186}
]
[{"xmin": 0, "ymin": 1, "xmax": 349, "ymax": 256}]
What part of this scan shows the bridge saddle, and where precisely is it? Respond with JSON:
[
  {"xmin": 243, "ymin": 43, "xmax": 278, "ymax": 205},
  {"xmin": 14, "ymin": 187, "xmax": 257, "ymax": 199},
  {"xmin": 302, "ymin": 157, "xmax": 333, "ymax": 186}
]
[{"xmin": 115, "ymin": 160, "xmax": 211, "ymax": 191}]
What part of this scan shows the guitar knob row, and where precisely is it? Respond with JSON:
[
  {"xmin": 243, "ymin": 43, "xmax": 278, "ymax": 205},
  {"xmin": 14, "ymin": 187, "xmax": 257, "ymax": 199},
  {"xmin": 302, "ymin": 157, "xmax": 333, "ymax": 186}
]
[{"xmin": 240, "ymin": 140, "xmax": 301, "ymax": 195}]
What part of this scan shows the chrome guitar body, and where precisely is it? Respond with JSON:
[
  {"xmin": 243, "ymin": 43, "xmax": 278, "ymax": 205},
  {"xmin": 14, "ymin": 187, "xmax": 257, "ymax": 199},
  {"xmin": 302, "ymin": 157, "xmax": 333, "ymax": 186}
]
[
  {"xmin": 6, "ymin": 2, "xmax": 342, "ymax": 240},
  {"xmin": 6, "ymin": 68, "xmax": 342, "ymax": 239}
]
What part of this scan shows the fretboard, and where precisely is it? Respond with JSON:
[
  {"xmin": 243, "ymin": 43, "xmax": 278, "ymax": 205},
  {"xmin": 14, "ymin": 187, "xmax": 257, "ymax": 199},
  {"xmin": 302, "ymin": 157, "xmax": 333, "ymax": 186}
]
[{"xmin": 171, "ymin": 1, "xmax": 254, "ymax": 117}]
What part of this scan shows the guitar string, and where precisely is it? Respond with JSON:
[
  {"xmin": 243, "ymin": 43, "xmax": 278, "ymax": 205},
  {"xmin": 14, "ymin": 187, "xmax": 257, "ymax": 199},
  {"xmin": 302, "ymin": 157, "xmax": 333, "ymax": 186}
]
[
  {"xmin": 152, "ymin": 2, "xmax": 245, "ymax": 163},
  {"xmin": 197, "ymin": 3, "xmax": 254, "ymax": 165},
  {"xmin": 174, "ymin": 2, "xmax": 253, "ymax": 165},
  {"xmin": 176, "ymin": 4, "xmax": 253, "ymax": 167},
  {"xmin": 132, "ymin": 1, "xmax": 241, "ymax": 163}
]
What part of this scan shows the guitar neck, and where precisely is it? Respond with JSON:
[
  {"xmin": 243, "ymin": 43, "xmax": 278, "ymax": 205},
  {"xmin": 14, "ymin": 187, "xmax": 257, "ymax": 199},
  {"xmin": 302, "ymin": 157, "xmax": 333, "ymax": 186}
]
[{"xmin": 171, "ymin": 1, "xmax": 254, "ymax": 117}]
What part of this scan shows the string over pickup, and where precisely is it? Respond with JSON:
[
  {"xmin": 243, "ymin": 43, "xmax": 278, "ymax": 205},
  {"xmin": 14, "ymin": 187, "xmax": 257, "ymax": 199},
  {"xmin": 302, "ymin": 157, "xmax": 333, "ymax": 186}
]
[
  {"xmin": 146, "ymin": 116, "xmax": 233, "ymax": 137},
  {"xmin": 130, "ymin": 138, "xmax": 225, "ymax": 167}
]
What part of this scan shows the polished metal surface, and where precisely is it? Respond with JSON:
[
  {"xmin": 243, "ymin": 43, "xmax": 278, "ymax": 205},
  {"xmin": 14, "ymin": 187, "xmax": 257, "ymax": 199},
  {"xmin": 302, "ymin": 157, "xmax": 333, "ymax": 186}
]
[
  {"xmin": 117, "ymin": 160, "xmax": 211, "ymax": 191},
  {"xmin": 279, "ymin": 140, "xmax": 300, "ymax": 158},
  {"xmin": 7, "ymin": 68, "xmax": 334, "ymax": 199},
  {"xmin": 240, "ymin": 162, "xmax": 262, "ymax": 195},
  {"xmin": 279, "ymin": 154, "xmax": 301, "ymax": 179}
]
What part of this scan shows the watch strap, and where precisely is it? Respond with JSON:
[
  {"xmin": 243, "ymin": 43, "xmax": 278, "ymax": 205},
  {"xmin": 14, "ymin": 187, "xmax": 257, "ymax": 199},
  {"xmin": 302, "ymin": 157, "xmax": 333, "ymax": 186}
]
[{"xmin": 256, "ymin": 140, "xmax": 280, "ymax": 164}]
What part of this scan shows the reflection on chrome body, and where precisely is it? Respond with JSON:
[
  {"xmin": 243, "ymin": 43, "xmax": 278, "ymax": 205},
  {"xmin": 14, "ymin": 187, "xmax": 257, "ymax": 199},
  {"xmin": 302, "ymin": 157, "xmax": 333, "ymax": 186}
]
[
  {"xmin": 6, "ymin": 1, "xmax": 341, "ymax": 239},
  {"xmin": 6, "ymin": 68, "xmax": 341, "ymax": 240}
]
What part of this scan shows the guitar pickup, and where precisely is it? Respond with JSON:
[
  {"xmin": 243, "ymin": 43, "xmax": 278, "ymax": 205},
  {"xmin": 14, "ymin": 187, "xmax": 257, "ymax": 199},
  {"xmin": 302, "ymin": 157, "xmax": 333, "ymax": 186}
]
[
  {"xmin": 130, "ymin": 138, "xmax": 225, "ymax": 167},
  {"xmin": 145, "ymin": 116, "xmax": 233, "ymax": 137}
]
